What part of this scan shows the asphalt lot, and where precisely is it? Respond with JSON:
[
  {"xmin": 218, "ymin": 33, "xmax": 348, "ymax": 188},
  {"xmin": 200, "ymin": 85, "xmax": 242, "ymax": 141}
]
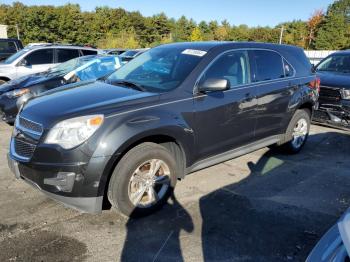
[{"xmin": 0, "ymin": 122, "xmax": 350, "ymax": 262}]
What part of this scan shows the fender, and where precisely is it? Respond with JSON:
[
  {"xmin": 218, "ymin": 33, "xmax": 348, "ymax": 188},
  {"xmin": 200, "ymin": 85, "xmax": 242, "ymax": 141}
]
[{"xmin": 91, "ymin": 107, "xmax": 196, "ymax": 195}]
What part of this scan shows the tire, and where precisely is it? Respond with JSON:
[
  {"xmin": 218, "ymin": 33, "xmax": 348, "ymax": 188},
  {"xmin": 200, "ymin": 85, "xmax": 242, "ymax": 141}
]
[
  {"xmin": 107, "ymin": 142, "xmax": 178, "ymax": 218},
  {"xmin": 279, "ymin": 109, "xmax": 311, "ymax": 154}
]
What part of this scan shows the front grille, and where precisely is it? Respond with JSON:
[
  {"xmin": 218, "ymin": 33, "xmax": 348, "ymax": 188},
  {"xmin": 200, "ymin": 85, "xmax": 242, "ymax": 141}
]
[
  {"xmin": 319, "ymin": 86, "xmax": 342, "ymax": 102},
  {"xmin": 14, "ymin": 138, "xmax": 36, "ymax": 159},
  {"xmin": 18, "ymin": 116, "xmax": 43, "ymax": 135}
]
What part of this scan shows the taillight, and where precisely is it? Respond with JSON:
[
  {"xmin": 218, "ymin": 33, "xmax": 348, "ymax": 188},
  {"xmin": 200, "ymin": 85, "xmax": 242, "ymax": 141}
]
[{"xmin": 309, "ymin": 77, "xmax": 320, "ymax": 93}]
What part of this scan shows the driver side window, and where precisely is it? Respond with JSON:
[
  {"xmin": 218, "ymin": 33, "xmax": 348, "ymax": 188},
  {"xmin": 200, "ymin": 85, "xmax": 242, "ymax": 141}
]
[{"xmin": 200, "ymin": 50, "xmax": 251, "ymax": 89}]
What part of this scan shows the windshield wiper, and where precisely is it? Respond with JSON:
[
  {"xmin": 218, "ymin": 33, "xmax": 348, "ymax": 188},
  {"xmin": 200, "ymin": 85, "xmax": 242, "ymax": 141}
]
[{"xmin": 109, "ymin": 80, "xmax": 146, "ymax": 92}]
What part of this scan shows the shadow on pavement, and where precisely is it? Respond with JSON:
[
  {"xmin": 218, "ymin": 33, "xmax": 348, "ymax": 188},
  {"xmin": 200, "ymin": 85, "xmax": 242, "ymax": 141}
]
[{"xmin": 120, "ymin": 131, "xmax": 350, "ymax": 261}]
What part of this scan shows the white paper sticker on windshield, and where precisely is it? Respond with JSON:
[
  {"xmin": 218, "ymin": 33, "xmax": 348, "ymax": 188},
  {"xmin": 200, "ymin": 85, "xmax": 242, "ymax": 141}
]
[{"xmin": 182, "ymin": 49, "xmax": 207, "ymax": 57}]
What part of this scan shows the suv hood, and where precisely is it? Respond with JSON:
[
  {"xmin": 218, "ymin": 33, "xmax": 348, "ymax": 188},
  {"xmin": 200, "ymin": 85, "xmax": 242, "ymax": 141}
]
[
  {"xmin": 317, "ymin": 71, "xmax": 350, "ymax": 89},
  {"xmin": 21, "ymin": 81, "xmax": 159, "ymax": 126}
]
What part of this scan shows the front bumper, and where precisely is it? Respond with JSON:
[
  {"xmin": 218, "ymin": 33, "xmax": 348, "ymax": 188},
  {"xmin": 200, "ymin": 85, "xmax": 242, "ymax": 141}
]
[
  {"xmin": 7, "ymin": 147, "xmax": 111, "ymax": 213},
  {"xmin": 313, "ymin": 100, "xmax": 350, "ymax": 129}
]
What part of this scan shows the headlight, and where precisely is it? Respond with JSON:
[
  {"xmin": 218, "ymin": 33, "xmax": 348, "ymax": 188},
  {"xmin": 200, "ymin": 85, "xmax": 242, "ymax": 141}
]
[
  {"xmin": 341, "ymin": 89, "xmax": 350, "ymax": 100},
  {"xmin": 5, "ymin": 88, "xmax": 30, "ymax": 98},
  {"xmin": 45, "ymin": 115, "xmax": 104, "ymax": 149}
]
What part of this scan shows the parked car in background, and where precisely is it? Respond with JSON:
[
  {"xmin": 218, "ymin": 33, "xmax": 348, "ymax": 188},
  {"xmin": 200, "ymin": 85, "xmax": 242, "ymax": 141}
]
[
  {"xmin": 0, "ymin": 38, "xmax": 23, "ymax": 62},
  {"xmin": 313, "ymin": 51, "xmax": 350, "ymax": 129},
  {"xmin": 307, "ymin": 208, "xmax": 350, "ymax": 261},
  {"xmin": 7, "ymin": 42, "xmax": 318, "ymax": 217},
  {"xmin": 119, "ymin": 48, "xmax": 149, "ymax": 64},
  {"xmin": 0, "ymin": 55, "xmax": 121, "ymax": 124},
  {"xmin": 0, "ymin": 44, "xmax": 99, "ymax": 85},
  {"xmin": 103, "ymin": 48, "xmax": 126, "ymax": 55}
]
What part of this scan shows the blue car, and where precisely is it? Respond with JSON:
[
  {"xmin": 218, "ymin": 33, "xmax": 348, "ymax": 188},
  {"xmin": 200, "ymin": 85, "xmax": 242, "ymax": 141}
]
[{"xmin": 0, "ymin": 55, "xmax": 122, "ymax": 124}]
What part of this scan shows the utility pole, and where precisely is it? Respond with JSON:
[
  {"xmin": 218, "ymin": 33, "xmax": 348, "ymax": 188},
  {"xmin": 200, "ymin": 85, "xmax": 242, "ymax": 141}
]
[
  {"xmin": 16, "ymin": 24, "xmax": 20, "ymax": 40},
  {"xmin": 279, "ymin": 26, "xmax": 284, "ymax": 45}
]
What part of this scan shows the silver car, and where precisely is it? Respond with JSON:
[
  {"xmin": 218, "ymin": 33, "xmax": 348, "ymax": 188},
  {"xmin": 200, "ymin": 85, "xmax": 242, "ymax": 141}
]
[{"xmin": 0, "ymin": 44, "xmax": 99, "ymax": 84}]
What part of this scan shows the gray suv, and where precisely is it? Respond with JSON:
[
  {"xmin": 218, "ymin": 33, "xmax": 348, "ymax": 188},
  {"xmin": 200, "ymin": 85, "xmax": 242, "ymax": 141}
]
[{"xmin": 0, "ymin": 44, "xmax": 99, "ymax": 84}]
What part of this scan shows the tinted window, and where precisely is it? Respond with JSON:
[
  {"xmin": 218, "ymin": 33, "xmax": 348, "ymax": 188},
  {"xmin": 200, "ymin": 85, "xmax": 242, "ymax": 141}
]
[
  {"xmin": 0, "ymin": 41, "xmax": 17, "ymax": 52},
  {"xmin": 57, "ymin": 49, "xmax": 80, "ymax": 63},
  {"xmin": 25, "ymin": 49, "xmax": 54, "ymax": 65},
  {"xmin": 283, "ymin": 59, "xmax": 294, "ymax": 77},
  {"xmin": 253, "ymin": 50, "xmax": 284, "ymax": 81},
  {"xmin": 200, "ymin": 50, "xmax": 250, "ymax": 88},
  {"xmin": 81, "ymin": 49, "xmax": 98, "ymax": 56}
]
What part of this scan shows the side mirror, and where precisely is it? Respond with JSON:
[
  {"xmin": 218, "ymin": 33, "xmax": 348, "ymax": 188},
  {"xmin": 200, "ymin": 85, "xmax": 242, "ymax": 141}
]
[
  {"xmin": 311, "ymin": 63, "xmax": 317, "ymax": 73},
  {"xmin": 198, "ymin": 78, "xmax": 230, "ymax": 93}
]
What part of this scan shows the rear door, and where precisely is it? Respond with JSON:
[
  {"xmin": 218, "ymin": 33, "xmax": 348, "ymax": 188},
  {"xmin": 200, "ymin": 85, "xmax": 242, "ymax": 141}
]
[
  {"xmin": 16, "ymin": 48, "xmax": 55, "ymax": 78},
  {"xmin": 194, "ymin": 50, "xmax": 258, "ymax": 160},
  {"xmin": 55, "ymin": 48, "xmax": 80, "ymax": 65},
  {"xmin": 251, "ymin": 49, "xmax": 295, "ymax": 140}
]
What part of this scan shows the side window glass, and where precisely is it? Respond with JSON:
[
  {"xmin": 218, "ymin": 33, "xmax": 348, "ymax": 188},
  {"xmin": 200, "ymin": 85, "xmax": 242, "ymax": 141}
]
[
  {"xmin": 200, "ymin": 50, "xmax": 250, "ymax": 88},
  {"xmin": 253, "ymin": 50, "xmax": 284, "ymax": 81},
  {"xmin": 24, "ymin": 49, "xmax": 54, "ymax": 65},
  {"xmin": 57, "ymin": 49, "xmax": 80, "ymax": 63},
  {"xmin": 283, "ymin": 59, "xmax": 294, "ymax": 77},
  {"xmin": 81, "ymin": 49, "xmax": 98, "ymax": 56}
]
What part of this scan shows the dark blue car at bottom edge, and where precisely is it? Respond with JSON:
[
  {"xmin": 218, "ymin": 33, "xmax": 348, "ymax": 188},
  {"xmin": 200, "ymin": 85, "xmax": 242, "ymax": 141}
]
[{"xmin": 7, "ymin": 41, "xmax": 319, "ymax": 218}]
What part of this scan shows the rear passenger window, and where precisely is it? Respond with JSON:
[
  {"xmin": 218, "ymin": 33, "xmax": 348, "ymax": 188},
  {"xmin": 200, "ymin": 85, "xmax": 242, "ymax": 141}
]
[
  {"xmin": 25, "ymin": 49, "xmax": 54, "ymax": 65},
  {"xmin": 253, "ymin": 50, "xmax": 284, "ymax": 81},
  {"xmin": 0, "ymin": 41, "xmax": 17, "ymax": 52},
  {"xmin": 81, "ymin": 49, "xmax": 98, "ymax": 56},
  {"xmin": 283, "ymin": 59, "xmax": 294, "ymax": 77},
  {"xmin": 200, "ymin": 50, "xmax": 251, "ymax": 88},
  {"xmin": 57, "ymin": 49, "xmax": 80, "ymax": 63}
]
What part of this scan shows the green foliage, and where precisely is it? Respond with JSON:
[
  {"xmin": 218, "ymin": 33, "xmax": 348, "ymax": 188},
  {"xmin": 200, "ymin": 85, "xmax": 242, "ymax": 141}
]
[
  {"xmin": 190, "ymin": 27, "xmax": 203, "ymax": 41},
  {"xmin": 0, "ymin": 1, "xmax": 349, "ymax": 50},
  {"xmin": 314, "ymin": 0, "xmax": 350, "ymax": 49}
]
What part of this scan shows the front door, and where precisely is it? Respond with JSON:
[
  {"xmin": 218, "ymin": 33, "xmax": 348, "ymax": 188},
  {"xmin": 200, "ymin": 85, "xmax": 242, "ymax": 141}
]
[
  {"xmin": 17, "ymin": 49, "xmax": 54, "ymax": 78},
  {"xmin": 194, "ymin": 50, "xmax": 257, "ymax": 161}
]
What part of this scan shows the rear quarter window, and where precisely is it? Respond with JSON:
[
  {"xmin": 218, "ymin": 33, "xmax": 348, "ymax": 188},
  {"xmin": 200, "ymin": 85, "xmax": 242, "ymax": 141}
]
[
  {"xmin": 81, "ymin": 49, "xmax": 98, "ymax": 56},
  {"xmin": 253, "ymin": 50, "xmax": 285, "ymax": 81}
]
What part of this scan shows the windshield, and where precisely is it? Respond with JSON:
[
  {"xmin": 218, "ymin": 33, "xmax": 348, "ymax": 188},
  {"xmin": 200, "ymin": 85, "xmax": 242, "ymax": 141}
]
[
  {"xmin": 120, "ymin": 50, "xmax": 139, "ymax": 58},
  {"xmin": 107, "ymin": 46, "xmax": 206, "ymax": 92},
  {"xmin": 48, "ymin": 56, "xmax": 95, "ymax": 75},
  {"xmin": 2, "ymin": 48, "xmax": 30, "ymax": 64},
  {"xmin": 317, "ymin": 54, "xmax": 350, "ymax": 73}
]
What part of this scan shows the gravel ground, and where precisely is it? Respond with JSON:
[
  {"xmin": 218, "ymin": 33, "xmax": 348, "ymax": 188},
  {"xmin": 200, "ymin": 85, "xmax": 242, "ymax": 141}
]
[{"xmin": 0, "ymin": 122, "xmax": 349, "ymax": 262}]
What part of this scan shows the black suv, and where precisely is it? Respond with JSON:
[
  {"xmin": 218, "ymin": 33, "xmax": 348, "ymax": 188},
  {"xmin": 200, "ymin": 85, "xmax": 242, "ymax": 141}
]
[
  {"xmin": 0, "ymin": 38, "xmax": 23, "ymax": 61},
  {"xmin": 7, "ymin": 42, "xmax": 319, "ymax": 217}
]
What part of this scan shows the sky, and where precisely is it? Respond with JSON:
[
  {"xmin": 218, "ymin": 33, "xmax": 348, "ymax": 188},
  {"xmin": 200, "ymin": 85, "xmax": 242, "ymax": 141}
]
[{"xmin": 1, "ymin": 0, "xmax": 335, "ymax": 27}]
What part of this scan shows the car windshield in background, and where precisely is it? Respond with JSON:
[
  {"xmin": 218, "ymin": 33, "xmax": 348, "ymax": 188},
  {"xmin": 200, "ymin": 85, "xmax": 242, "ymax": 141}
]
[
  {"xmin": 317, "ymin": 54, "xmax": 350, "ymax": 73},
  {"xmin": 74, "ymin": 56, "xmax": 121, "ymax": 81},
  {"xmin": 2, "ymin": 48, "xmax": 30, "ymax": 64},
  {"xmin": 48, "ymin": 56, "xmax": 95, "ymax": 76},
  {"xmin": 120, "ymin": 50, "xmax": 138, "ymax": 58},
  {"xmin": 107, "ymin": 47, "xmax": 206, "ymax": 92}
]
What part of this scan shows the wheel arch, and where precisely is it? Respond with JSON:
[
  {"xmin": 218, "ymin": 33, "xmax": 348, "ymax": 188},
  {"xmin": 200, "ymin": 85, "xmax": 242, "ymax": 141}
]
[{"xmin": 98, "ymin": 132, "xmax": 190, "ymax": 208}]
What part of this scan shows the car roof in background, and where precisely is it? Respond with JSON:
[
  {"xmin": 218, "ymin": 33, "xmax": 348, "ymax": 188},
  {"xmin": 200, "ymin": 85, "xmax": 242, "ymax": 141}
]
[{"xmin": 24, "ymin": 44, "xmax": 98, "ymax": 51}]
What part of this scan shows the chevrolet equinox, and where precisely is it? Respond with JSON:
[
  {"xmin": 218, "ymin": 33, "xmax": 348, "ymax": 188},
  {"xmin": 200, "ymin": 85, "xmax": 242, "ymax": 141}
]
[{"xmin": 7, "ymin": 42, "xmax": 319, "ymax": 217}]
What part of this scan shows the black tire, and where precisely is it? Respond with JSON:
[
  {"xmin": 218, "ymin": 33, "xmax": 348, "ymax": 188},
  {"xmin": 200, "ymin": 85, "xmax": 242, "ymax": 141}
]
[
  {"xmin": 279, "ymin": 109, "xmax": 311, "ymax": 154},
  {"xmin": 107, "ymin": 142, "xmax": 178, "ymax": 218}
]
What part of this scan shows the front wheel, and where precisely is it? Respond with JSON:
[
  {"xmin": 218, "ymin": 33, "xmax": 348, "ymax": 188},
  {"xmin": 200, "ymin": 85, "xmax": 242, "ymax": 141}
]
[
  {"xmin": 107, "ymin": 142, "xmax": 178, "ymax": 218},
  {"xmin": 279, "ymin": 109, "xmax": 311, "ymax": 154}
]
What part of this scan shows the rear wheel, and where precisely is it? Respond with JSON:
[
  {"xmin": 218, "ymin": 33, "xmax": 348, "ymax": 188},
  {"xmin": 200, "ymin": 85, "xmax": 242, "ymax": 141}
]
[
  {"xmin": 107, "ymin": 142, "xmax": 178, "ymax": 218},
  {"xmin": 279, "ymin": 109, "xmax": 311, "ymax": 154}
]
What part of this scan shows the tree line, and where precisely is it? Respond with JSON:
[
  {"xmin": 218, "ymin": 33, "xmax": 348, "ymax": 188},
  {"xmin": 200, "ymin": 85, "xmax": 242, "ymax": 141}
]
[{"xmin": 0, "ymin": 0, "xmax": 349, "ymax": 50}]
